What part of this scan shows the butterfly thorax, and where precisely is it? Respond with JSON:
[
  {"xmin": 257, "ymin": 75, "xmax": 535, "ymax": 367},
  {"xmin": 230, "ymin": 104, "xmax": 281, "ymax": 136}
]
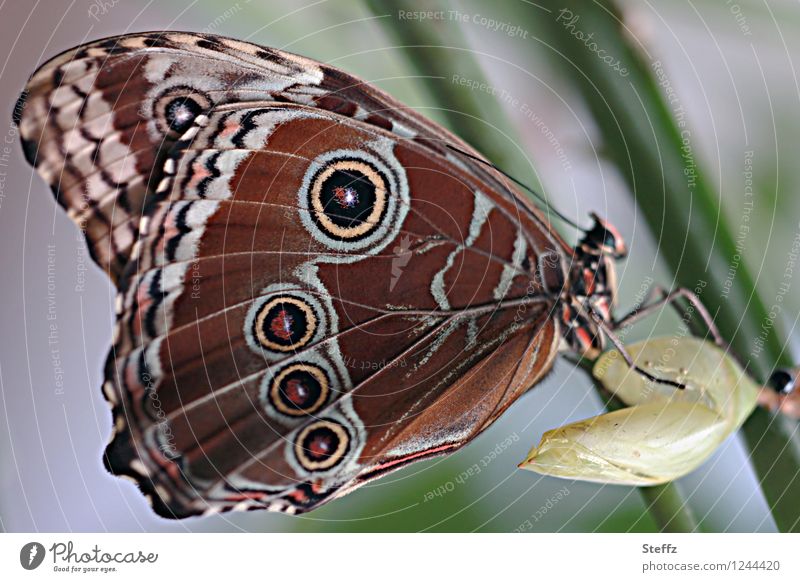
[{"xmin": 543, "ymin": 214, "xmax": 627, "ymax": 359}]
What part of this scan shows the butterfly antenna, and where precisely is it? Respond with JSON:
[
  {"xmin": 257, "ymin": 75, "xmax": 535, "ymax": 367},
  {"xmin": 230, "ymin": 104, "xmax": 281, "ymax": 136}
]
[{"xmin": 444, "ymin": 143, "xmax": 584, "ymax": 231}]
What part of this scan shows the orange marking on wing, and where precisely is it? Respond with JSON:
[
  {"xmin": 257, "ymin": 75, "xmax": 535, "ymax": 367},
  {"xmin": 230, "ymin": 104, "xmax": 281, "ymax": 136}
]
[
  {"xmin": 219, "ymin": 119, "xmax": 241, "ymax": 139},
  {"xmin": 187, "ymin": 163, "xmax": 212, "ymax": 190}
]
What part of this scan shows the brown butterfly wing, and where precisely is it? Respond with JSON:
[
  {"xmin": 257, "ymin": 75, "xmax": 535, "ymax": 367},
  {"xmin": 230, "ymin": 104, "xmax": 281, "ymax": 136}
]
[
  {"xmin": 100, "ymin": 102, "xmax": 561, "ymax": 516},
  {"xmin": 17, "ymin": 33, "xmax": 569, "ymax": 517},
  {"xmin": 17, "ymin": 31, "xmax": 539, "ymax": 282},
  {"xmin": 16, "ymin": 32, "xmax": 327, "ymax": 280}
]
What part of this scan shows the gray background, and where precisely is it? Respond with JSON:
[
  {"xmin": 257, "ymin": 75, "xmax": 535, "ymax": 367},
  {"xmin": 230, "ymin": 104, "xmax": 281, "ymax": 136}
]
[{"xmin": 1, "ymin": 0, "xmax": 797, "ymax": 532}]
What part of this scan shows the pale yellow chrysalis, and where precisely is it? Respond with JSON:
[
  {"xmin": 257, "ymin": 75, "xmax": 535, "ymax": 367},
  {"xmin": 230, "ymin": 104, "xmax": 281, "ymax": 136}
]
[{"xmin": 519, "ymin": 337, "xmax": 759, "ymax": 485}]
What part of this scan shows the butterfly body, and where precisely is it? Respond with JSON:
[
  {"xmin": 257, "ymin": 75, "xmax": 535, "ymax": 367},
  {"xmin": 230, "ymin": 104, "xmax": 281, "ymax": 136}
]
[{"xmin": 18, "ymin": 32, "xmax": 621, "ymax": 517}]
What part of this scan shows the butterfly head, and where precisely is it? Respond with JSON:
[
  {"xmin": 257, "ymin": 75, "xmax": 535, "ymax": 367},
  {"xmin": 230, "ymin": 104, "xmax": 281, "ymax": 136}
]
[{"xmin": 578, "ymin": 213, "xmax": 627, "ymax": 259}]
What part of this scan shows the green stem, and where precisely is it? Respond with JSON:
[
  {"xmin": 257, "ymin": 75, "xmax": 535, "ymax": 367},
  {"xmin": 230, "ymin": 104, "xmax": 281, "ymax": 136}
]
[
  {"xmin": 362, "ymin": 0, "xmax": 534, "ymax": 180},
  {"xmin": 366, "ymin": 0, "xmax": 700, "ymax": 533},
  {"xmin": 639, "ymin": 483, "xmax": 701, "ymax": 533},
  {"xmin": 524, "ymin": 0, "xmax": 800, "ymax": 531}
]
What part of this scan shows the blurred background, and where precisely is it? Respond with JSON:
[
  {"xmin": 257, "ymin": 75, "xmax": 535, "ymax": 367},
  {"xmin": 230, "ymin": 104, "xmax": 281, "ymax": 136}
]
[{"xmin": 0, "ymin": 0, "xmax": 798, "ymax": 532}]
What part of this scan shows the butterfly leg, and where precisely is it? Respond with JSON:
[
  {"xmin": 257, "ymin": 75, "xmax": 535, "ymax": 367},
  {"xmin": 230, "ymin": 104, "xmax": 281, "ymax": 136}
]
[
  {"xmin": 617, "ymin": 289, "xmax": 800, "ymax": 417},
  {"xmin": 585, "ymin": 304, "xmax": 686, "ymax": 389},
  {"xmin": 613, "ymin": 286, "xmax": 726, "ymax": 348}
]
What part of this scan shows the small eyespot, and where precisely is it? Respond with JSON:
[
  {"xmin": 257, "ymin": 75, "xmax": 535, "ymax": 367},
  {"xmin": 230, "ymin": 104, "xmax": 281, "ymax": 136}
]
[
  {"xmin": 165, "ymin": 97, "xmax": 203, "ymax": 134},
  {"xmin": 294, "ymin": 420, "xmax": 350, "ymax": 471},
  {"xmin": 308, "ymin": 159, "xmax": 388, "ymax": 240},
  {"xmin": 153, "ymin": 86, "xmax": 211, "ymax": 138},
  {"xmin": 253, "ymin": 296, "xmax": 317, "ymax": 353},
  {"xmin": 268, "ymin": 363, "xmax": 330, "ymax": 417}
]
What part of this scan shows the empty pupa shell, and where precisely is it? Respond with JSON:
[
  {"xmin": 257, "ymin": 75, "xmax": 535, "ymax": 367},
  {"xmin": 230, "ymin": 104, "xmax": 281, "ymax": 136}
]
[{"xmin": 519, "ymin": 337, "xmax": 759, "ymax": 485}]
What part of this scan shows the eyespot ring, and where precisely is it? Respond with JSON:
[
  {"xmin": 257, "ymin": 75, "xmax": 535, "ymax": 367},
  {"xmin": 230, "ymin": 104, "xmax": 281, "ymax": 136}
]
[
  {"xmin": 294, "ymin": 419, "xmax": 350, "ymax": 471},
  {"xmin": 153, "ymin": 85, "xmax": 211, "ymax": 138},
  {"xmin": 253, "ymin": 296, "xmax": 318, "ymax": 353},
  {"xmin": 308, "ymin": 159, "xmax": 388, "ymax": 241},
  {"xmin": 268, "ymin": 363, "xmax": 330, "ymax": 417}
]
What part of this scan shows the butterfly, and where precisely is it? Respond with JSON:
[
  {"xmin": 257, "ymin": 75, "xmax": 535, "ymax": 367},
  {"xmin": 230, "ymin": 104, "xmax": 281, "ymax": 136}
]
[{"xmin": 16, "ymin": 31, "xmax": 716, "ymax": 518}]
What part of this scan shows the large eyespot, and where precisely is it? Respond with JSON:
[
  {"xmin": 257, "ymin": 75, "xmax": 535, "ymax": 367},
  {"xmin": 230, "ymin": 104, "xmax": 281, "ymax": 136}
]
[
  {"xmin": 252, "ymin": 296, "xmax": 317, "ymax": 353},
  {"xmin": 267, "ymin": 363, "xmax": 330, "ymax": 417},
  {"xmin": 309, "ymin": 159, "xmax": 388, "ymax": 241},
  {"xmin": 244, "ymin": 289, "xmax": 329, "ymax": 361},
  {"xmin": 294, "ymin": 420, "xmax": 350, "ymax": 471},
  {"xmin": 298, "ymin": 148, "xmax": 408, "ymax": 255},
  {"xmin": 153, "ymin": 86, "xmax": 211, "ymax": 138}
]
